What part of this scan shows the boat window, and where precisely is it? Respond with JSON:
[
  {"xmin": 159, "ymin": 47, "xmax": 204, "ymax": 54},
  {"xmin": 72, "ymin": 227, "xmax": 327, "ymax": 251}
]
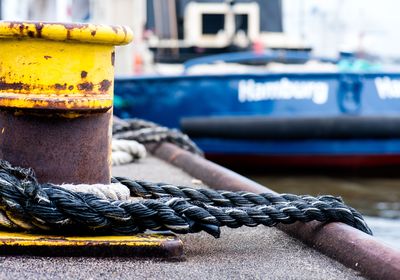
[
  {"xmin": 235, "ymin": 14, "xmax": 248, "ymax": 35},
  {"xmin": 202, "ymin": 14, "xmax": 225, "ymax": 35}
]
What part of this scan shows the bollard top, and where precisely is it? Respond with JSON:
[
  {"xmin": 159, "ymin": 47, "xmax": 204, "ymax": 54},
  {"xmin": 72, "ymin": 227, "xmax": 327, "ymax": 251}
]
[{"xmin": 0, "ymin": 21, "xmax": 133, "ymax": 45}]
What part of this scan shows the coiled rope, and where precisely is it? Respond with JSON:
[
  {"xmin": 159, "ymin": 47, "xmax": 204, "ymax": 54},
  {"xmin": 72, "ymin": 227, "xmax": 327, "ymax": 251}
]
[
  {"xmin": 112, "ymin": 139, "xmax": 147, "ymax": 166},
  {"xmin": 0, "ymin": 160, "xmax": 372, "ymax": 237},
  {"xmin": 113, "ymin": 117, "xmax": 203, "ymax": 156},
  {"xmin": 111, "ymin": 117, "xmax": 203, "ymax": 165}
]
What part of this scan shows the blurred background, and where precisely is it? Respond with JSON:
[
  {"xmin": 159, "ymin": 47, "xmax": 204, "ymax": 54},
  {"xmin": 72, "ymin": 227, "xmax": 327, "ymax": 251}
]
[
  {"xmin": 4, "ymin": 0, "xmax": 400, "ymax": 75},
  {"xmin": 2, "ymin": 0, "xmax": 399, "ymax": 248}
]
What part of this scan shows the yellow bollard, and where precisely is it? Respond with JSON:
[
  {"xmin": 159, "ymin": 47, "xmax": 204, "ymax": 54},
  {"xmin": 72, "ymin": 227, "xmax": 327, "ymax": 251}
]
[
  {"xmin": 0, "ymin": 21, "xmax": 133, "ymax": 184},
  {"xmin": 0, "ymin": 22, "xmax": 183, "ymax": 257}
]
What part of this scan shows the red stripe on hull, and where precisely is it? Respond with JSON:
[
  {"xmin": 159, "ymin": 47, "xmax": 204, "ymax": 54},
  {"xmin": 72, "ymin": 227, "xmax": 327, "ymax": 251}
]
[{"xmin": 205, "ymin": 154, "xmax": 400, "ymax": 175}]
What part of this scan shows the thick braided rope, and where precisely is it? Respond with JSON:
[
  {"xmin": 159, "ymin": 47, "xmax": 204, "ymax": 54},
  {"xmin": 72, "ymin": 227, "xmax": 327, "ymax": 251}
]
[
  {"xmin": 59, "ymin": 183, "xmax": 130, "ymax": 200},
  {"xmin": 113, "ymin": 117, "xmax": 204, "ymax": 156},
  {"xmin": 114, "ymin": 177, "xmax": 372, "ymax": 234},
  {"xmin": 0, "ymin": 160, "xmax": 372, "ymax": 237}
]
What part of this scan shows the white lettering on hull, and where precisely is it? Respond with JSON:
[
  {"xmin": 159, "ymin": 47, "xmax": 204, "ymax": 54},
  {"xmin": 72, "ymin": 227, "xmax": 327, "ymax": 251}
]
[
  {"xmin": 238, "ymin": 78, "xmax": 329, "ymax": 105},
  {"xmin": 375, "ymin": 77, "xmax": 400, "ymax": 99}
]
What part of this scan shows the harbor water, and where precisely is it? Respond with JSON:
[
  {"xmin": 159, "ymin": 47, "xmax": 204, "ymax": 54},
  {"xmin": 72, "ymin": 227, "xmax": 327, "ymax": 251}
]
[{"xmin": 246, "ymin": 174, "xmax": 400, "ymax": 250}]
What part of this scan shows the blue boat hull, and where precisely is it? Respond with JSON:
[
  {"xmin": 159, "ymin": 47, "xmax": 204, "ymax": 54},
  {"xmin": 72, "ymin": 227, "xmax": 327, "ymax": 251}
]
[{"xmin": 114, "ymin": 72, "xmax": 400, "ymax": 168}]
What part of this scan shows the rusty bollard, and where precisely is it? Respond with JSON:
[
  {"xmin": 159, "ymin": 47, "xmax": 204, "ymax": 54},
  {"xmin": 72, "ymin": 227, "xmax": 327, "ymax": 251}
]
[{"xmin": 0, "ymin": 22, "xmax": 133, "ymax": 184}]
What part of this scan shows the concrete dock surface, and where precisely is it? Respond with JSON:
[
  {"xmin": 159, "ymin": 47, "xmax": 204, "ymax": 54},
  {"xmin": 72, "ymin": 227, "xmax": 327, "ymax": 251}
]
[{"xmin": 0, "ymin": 156, "xmax": 364, "ymax": 279}]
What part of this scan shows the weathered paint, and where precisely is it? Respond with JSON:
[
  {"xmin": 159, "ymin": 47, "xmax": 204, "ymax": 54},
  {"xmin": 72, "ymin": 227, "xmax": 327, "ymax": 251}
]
[
  {"xmin": 0, "ymin": 21, "xmax": 132, "ymax": 111},
  {"xmin": 0, "ymin": 110, "xmax": 113, "ymax": 184},
  {"xmin": 0, "ymin": 21, "xmax": 133, "ymax": 45},
  {"xmin": 0, "ymin": 230, "xmax": 183, "ymax": 258},
  {"xmin": 0, "ymin": 39, "xmax": 114, "ymax": 110},
  {"xmin": 0, "ymin": 21, "xmax": 133, "ymax": 184}
]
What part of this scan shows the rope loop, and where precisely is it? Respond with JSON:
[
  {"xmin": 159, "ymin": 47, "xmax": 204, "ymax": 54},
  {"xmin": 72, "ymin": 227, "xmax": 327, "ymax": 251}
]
[
  {"xmin": 0, "ymin": 160, "xmax": 372, "ymax": 237},
  {"xmin": 113, "ymin": 117, "xmax": 203, "ymax": 156}
]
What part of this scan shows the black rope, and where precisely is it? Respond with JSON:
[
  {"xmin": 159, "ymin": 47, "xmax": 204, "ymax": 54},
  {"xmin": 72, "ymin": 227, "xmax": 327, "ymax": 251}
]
[
  {"xmin": 113, "ymin": 117, "xmax": 204, "ymax": 156},
  {"xmin": 0, "ymin": 160, "xmax": 372, "ymax": 237},
  {"xmin": 113, "ymin": 177, "xmax": 372, "ymax": 235}
]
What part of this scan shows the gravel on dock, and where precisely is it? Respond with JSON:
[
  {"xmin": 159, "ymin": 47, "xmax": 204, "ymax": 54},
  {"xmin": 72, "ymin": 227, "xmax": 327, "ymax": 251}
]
[{"xmin": 0, "ymin": 156, "xmax": 364, "ymax": 280}]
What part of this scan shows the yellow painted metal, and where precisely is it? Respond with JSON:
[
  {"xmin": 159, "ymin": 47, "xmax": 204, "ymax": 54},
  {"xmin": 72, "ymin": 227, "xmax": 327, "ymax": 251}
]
[
  {"xmin": 0, "ymin": 22, "xmax": 133, "ymax": 45},
  {"xmin": 0, "ymin": 21, "xmax": 133, "ymax": 111},
  {"xmin": 0, "ymin": 231, "xmax": 178, "ymax": 247},
  {"xmin": 0, "ymin": 230, "xmax": 183, "ymax": 258}
]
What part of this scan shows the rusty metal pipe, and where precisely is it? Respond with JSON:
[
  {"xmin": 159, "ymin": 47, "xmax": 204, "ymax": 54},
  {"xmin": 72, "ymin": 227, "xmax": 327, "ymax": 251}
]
[
  {"xmin": 0, "ymin": 21, "xmax": 132, "ymax": 184},
  {"xmin": 148, "ymin": 142, "xmax": 400, "ymax": 280}
]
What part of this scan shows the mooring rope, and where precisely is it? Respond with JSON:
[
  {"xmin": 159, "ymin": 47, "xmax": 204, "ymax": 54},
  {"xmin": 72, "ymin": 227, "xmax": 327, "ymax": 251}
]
[
  {"xmin": 113, "ymin": 117, "xmax": 204, "ymax": 156},
  {"xmin": 59, "ymin": 182, "xmax": 130, "ymax": 200},
  {"xmin": 112, "ymin": 139, "xmax": 147, "ymax": 166},
  {"xmin": 0, "ymin": 160, "xmax": 372, "ymax": 237}
]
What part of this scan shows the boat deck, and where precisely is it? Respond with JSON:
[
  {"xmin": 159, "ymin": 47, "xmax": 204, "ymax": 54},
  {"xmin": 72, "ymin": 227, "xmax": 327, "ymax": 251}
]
[{"xmin": 0, "ymin": 156, "xmax": 363, "ymax": 279}]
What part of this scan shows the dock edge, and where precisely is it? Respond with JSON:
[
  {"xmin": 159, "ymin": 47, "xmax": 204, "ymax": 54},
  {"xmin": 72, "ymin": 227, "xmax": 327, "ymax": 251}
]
[{"xmin": 147, "ymin": 142, "xmax": 400, "ymax": 280}]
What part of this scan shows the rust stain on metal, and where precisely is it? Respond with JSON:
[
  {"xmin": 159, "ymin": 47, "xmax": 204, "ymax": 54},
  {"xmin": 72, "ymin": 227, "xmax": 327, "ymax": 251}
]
[
  {"xmin": 77, "ymin": 82, "xmax": 94, "ymax": 91},
  {"xmin": 0, "ymin": 78, "xmax": 104, "ymax": 94},
  {"xmin": 35, "ymin": 22, "xmax": 44, "ymax": 38},
  {"xmin": 54, "ymin": 83, "xmax": 67, "ymax": 90},
  {"xmin": 0, "ymin": 232, "xmax": 184, "ymax": 258},
  {"xmin": 99, "ymin": 80, "xmax": 111, "ymax": 92},
  {"xmin": 18, "ymin": 24, "xmax": 24, "ymax": 34},
  {"xmin": 64, "ymin": 23, "xmax": 96, "ymax": 41},
  {"xmin": 0, "ymin": 78, "xmax": 28, "ymax": 91},
  {"xmin": 0, "ymin": 110, "xmax": 112, "ymax": 184},
  {"xmin": 64, "ymin": 23, "xmax": 87, "ymax": 30},
  {"xmin": 111, "ymin": 51, "xmax": 115, "ymax": 66},
  {"xmin": 2, "ymin": 21, "xmax": 133, "ymax": 45},
  {"xmin": 0, "ymin": 21, "xmax": 131, "ymax": 187},
  {"xmin": 8, "ymin": 22, "xmax": 15, "ymax": 28},
  {"xmin": 80, "ymin": 71, "xmax": 88, "ymax": 78},
  {"xmin": 151, "ymin": 142, "xmax": 400, "ymax": 280}
]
